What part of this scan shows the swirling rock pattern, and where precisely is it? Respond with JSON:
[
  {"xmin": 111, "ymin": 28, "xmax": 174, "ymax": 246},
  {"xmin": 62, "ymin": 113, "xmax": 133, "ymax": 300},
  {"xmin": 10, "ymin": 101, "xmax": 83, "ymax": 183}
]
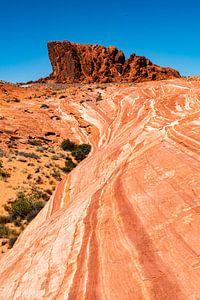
[{"xmin": 0, "ymin": 79, "xmax": 200, "ymax": 299}]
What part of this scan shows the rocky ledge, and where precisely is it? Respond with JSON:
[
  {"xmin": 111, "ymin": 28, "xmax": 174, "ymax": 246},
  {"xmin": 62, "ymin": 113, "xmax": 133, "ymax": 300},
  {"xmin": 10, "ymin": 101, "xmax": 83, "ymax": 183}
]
[{"xmin": 40, "ymin": 41, "xmax": 180, "ymax": 83}]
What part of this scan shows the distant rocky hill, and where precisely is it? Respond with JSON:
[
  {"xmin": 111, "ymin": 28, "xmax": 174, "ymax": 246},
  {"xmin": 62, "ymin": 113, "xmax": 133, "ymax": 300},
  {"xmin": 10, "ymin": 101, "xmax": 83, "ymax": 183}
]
[
  {"xmin": 39, "ymin": 41, "xmax": 180, "ymax": 83},
  {"xmin": 0, "ymin": 80, "xmax": 15, "ymax": 86}
]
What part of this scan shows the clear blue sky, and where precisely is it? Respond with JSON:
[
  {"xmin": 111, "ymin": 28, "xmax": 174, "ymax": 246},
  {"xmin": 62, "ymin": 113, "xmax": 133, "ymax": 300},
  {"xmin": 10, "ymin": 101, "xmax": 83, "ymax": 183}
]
[{"xmin": 1, "ymin": 0, "xmax": 200, "ymax": 82}]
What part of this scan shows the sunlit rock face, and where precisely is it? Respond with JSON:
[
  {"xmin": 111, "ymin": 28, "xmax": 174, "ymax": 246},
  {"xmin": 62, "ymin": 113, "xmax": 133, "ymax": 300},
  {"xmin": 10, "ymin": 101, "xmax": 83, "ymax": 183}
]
[
  {"xmin": 45, "ymin": 41, "xmax": 180, "ymax": 83},
  {"xmin": 0, "ymin": 79, "xmax": 200, "ymax": 299}
]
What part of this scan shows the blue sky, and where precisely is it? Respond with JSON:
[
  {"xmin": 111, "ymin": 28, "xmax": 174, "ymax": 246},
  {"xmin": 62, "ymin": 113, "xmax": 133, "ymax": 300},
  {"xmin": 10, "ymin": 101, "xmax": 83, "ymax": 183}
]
[{"xmin": 1, "ymin": 0, "xmax": 200, "ymax": 82}]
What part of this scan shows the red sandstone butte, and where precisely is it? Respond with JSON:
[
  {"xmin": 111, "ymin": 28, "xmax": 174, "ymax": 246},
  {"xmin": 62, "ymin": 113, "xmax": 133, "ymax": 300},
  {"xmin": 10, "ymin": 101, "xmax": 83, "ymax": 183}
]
[
  {"xmin": 0, "ymin": 78, "xmax": 200, "ymax": 299},
  {"xmin": 44, "ymin": 41, "xmax": 180, "ymax": 83}
]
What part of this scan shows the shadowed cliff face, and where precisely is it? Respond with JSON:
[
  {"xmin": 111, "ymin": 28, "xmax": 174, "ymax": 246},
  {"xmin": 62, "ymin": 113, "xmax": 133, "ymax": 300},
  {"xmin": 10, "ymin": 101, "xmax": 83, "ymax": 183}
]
[
  {"xmin": 0, "ymin": 79, "xmax": 200, "ymax": 299},
  {"xmin": 46, "ymin": 41, "xmax": 180, "ymax": 83}
]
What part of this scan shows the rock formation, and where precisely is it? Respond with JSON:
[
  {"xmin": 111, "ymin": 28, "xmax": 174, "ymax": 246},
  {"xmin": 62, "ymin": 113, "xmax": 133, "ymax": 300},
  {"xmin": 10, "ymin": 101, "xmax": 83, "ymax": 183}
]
[
  {"xmin": 45, "ymin": 41, "xmax": 180, "ymax": 83},
  {"xmin": 0, "ymin": 78, "xmax": 200, "ymax": 299}
]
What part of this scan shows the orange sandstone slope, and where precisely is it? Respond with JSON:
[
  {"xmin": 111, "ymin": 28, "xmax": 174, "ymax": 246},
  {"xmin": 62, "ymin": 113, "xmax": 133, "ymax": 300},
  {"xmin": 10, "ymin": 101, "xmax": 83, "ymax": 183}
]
[{"xmin": 0, "ymin": 79, "xmax": 200, "ymax": 299}]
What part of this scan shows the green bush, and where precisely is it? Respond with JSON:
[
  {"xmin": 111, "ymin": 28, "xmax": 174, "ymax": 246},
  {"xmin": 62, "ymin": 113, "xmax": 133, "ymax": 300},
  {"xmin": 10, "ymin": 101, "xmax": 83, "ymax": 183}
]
[
  {"xmin": 71, "ymin": 144, "xmax": 91, "ymax": 162},
  {"xmin": 0, "ymin": 168, "xmax": 10, "ymax": 179},
  {"xmin": 0, "ymin": 224, "xmax": 11, "ymax": 238},
  {"xmin": 61, "ymin": 139, "xmax": 76, "ymax": 151},
  {"xmin": 26, "ymin": 201, "xmax": 44, "ymax": 222},
  {"xmin": 0, "ymin": 190, "xmax": 46, "ymax": 249},
  {"xmin": 77, "ymin": 144, "xmax": 91, "ymax": 155},
  {"xmin": 13, "ymin": 219, "xmax": 22, "ymax": 227},
  {"xmin": 0, "ymin": 224, "xmax": 17, "ymax": 239},
  {"xmin": 0, "ymin": 215, "xmax": 13, "ymax": 224},
  {"xmin": 71, "ymin": 149, "xmax": 86, "ymax": 162},
  {"xmin": 65, "ymin": 157, "xmax": 77, "ymax": 168},
  {"xmin": 9, "ymin": 192, "xmax": 45, "ymax": 221},
  {"xmin": 10, "ymin": 196, "xmax": 33, "ymax": 219},
  {"xmin": 62, "ymin": 157, "xmax": 77, "ymax": 173}
]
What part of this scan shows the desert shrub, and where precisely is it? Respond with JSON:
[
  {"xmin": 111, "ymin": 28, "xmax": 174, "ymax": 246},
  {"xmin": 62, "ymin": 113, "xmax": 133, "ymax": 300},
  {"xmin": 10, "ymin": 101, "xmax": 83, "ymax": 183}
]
[
  {"xmin": 62, "ymin": 157, "xmax": 77, "ymax": 173},
  {"xmin": 51, "ymin": 168, "xmax": 61, "ymax": 181},
  {"xmin": 96, "ymin": 92, "xmax": 103, "ymax": 102},
  {"xmin": 0, "ymin": 224, "xmax": 17, "ymax": 239},
  {"xmin": 13, "ymin": 219, "xmax": 22, "ymax": 227},
  {"xmin": 0, "ymin": 224, "xmax": 10, "ymax": 238},
  {"xmin": 51, "ymin": 154, "xmax": 60, "ymax": 160},
  {"xmin": 31, "ymin": 189, "xmax": 50, "ymax": 201},
  {"xmin": 45, "ymin": 189, "xmax": 53, "ymax": 195},
  {"xmin": 65, "ymin": 156, "xmax": 72, "ymax": 161},
  {"xmin": 30, "ymin": 189, "xmax": 48, "ymax": 201},
  {"xmin": 27, "ymin": 174, "xmax": 32, "ymax": 180},
  {"xmin": 60, "ymin": 140, "xmax": 91, "ymax": 161},
  {"xmin": 26, "ymin": 201, "xmax": 44, "ymax": 222},
  {"xmin": 61, "ymin": 139, "xmax": 76, "ymax": 151},
  {"xmin": 40, "ymin": 104, "xmax": 49, "ymax": 109},
  {"xmin": 77, "ymin": 144, "xmax": 91, "ymax": 156},
  {"xmin": 41, "ymin": 193, "xmax": 50, "ymax": 201},
  {"xmin": 0, "ymin": 216, "xmax": 7, "ymax": 224},
  {"xmin": 45, "ymin": 131, "xmax": 56, "ymax": 136},
  {"xmin": 10, "ymin": 194, "xmax": 33, "ymax": 219},
  {"xmin": 71, "ymin": 144, "xmax": 91, "ymax": 162},
  {"xmin": 71, "ymin": 149, "xmax": 86, "ymax": 162},
  {"xmin": 48, "ymin": 147, "xmax": 55, "ymax": 153},
  {"xmin": 28, "ymin": 139, "xmax": 42, "ymax": 146},
  {"xmin": 3, "ymin": 204, "xmax": 10, "ymax": 213},
  {"xmin": 36, "ymin": 146, "xmax": 46, "ymax": 152},
  {"xmin": 0, "ymin": 149, "xmax": 5, "ymax": 157},
  {"xmin": 1, "ymin": 240, "xmax": 7, "ymax": 246},
  {"xmin": 152, "ymin": 73, "xmax": 157, "ymax": 80},
  {"xmin": 9, "ymin": 192, "xmax": 45, "ymax": 221},
  {"xmin": 17, "ymin": 151, "xmax": 39, "ymax": 159},
  {"xmin": 0, "ymin": 215, "xmax": 13, "ymax": 224},
  {"xmin": 0, "ymin": 189, "xmax": 46, "ymax": 251},
  {"xmin": 62, "ymin": 166, "xmax": 71, "ymax": 173},
  {"xmin": 0, "ymin": 168, "xmax": 10, "ymax": 179},
  {"xmin": 32, "ymin": 201, "xmax": 44, "ymax": 211}
]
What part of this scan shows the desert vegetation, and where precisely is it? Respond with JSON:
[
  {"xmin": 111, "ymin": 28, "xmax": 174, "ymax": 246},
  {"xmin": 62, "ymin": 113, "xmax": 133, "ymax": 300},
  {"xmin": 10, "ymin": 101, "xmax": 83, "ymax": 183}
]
[
  {"xmin": 0, "ymin": 138, "xmax": 91, "ymax": 253},
  {"xmin": 0, "ymin": 190, "xmax": 45, "ymax": 249},
  {"xmin": 61, "ymin": 139, "xmax": 91, "ymax": 162},
  {"xmin": 0, "ymin": 160, "xmax": 10, "ymax": 180}
]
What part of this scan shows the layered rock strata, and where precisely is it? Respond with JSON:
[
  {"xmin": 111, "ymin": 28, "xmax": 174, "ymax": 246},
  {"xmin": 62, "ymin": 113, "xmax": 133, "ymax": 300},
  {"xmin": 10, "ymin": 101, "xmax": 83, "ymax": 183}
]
[{"xmin": 0, "ymin": 79, "xmax": 200, "ymax": 299}]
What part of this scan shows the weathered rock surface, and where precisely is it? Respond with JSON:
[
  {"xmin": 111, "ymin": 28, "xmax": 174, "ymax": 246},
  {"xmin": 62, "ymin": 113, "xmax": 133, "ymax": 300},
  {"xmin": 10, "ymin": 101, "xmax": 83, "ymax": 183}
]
[
  {"xmin": 45, "ymin": 41, "xmax": 180, "ymax": 83},
  {"xmin": 0, "ymin": 79, "xmax": 200, "ymax": 299}
]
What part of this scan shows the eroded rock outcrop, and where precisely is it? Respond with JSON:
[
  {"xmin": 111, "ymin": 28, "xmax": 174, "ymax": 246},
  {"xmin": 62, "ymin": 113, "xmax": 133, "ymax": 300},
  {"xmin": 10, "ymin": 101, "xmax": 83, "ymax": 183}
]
[
  {"xmin": 0, "ymin": 79, "xmax": 200, "ymax": 299},
  {"xmin": 45, "ymin": 41, "xmax": 180, "ymax": 83}
]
